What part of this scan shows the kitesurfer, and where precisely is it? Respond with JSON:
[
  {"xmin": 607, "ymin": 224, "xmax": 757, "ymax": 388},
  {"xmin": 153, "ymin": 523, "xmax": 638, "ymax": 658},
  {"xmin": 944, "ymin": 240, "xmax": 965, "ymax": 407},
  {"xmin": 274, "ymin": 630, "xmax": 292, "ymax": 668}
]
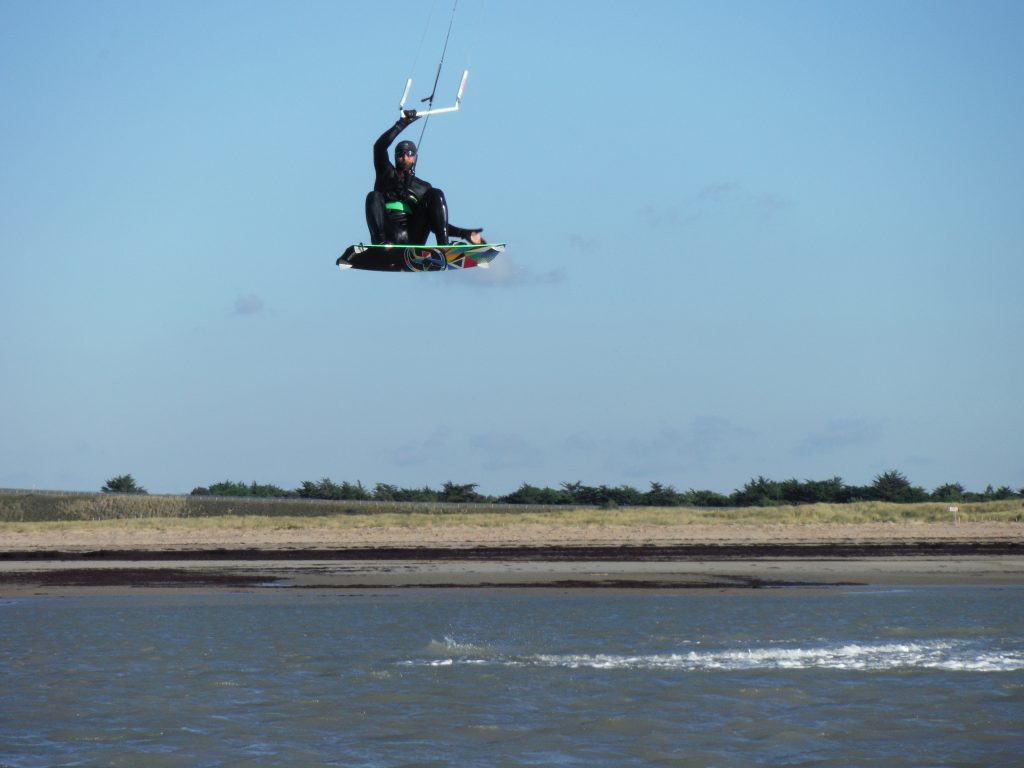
[{"xmin": 364, "ymin": 110, "xmax": 484, "ymax": 246}]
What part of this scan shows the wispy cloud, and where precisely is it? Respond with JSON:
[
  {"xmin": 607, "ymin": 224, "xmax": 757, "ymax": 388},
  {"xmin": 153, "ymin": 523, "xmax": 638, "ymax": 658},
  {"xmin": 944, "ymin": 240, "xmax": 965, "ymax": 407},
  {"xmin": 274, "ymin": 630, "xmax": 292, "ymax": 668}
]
[
  {"xmin": 639, "ymin": 182, "xmax": 790, "ymax": 230},
  {"xmin": 391, "ymin": 428, "xmax": 540, "ymax": 476},
  {"xmin": 623, "ymin": 417, "xmax": 750, "ymax": 466},
  {"xmin": 562, "ymin": 417, "xmax": 752, "ymax": 481},
  {"xmin": 752, "ymin": 192, "xmax": 789, "ymax": 220},
  {"xmin": 797, "ymin": 417, "xmax": 887, "ymax": 456},
  {"xmin": 638, "ymin": 205, "xmax": 692, "ymax": 229},
  {"xmin": 698, "ymin": 182, "xmax": 738, "ymax": 203},
  {"xmin": 568, "ymin": 233, "xmax": 600, "ymax": 252},
  {"xmin": 393, "ymin": 427, "xmax": 452, "ymax": 468},
  {"xmin": 233, "ymin": 294, "xmax": 265, "ymax": 316},
  {"xmin": 460, "ymin": 255, "xmax": 566, "ymax": 287},
  {"xmin": 469, "ymin": 431, "xmax": 539, "ymax": 471}
]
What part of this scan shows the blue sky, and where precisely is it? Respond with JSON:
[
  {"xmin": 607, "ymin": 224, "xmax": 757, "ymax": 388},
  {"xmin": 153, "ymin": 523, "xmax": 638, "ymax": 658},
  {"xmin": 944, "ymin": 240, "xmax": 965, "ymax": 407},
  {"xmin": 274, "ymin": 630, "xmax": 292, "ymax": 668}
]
[{"xmin": 2, "ymin": 0, "xmax": 1022, "ymax": 496}]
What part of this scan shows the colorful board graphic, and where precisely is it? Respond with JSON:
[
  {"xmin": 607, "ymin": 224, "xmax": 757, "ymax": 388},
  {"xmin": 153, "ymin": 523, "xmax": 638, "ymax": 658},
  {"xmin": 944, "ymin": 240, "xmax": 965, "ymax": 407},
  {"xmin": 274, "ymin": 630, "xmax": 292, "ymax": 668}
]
[{"xmin": 337, "ymin": 243, "xmax": 505, "ymax": 273}]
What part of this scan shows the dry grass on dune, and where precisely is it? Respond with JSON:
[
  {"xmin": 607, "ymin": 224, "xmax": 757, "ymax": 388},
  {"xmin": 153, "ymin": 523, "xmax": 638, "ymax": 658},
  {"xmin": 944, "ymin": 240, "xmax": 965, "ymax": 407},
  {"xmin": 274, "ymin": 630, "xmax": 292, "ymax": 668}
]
[{"xmin": 0, "ymin": 497, "xmax": 1021, "ymax": 539}]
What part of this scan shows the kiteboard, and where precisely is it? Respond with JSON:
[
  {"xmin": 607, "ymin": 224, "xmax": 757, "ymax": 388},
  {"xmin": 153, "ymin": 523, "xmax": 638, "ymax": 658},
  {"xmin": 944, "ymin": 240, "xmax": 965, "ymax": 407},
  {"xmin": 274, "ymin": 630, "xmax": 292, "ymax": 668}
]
[{"xmin": 336, "ymin": 242, "xmax": 504, "ymax": 273}]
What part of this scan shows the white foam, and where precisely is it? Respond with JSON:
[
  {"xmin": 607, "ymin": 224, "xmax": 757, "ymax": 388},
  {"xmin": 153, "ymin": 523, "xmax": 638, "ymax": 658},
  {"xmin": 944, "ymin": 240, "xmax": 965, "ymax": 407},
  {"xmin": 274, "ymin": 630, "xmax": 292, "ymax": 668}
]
[
  {"xmin": 530, "ymin": 641, "xmax": 1024, "ymax": 672},
  {"xmin": 424, "ymin": 636, "xmax": 488, "ymax": 656},
  {"xmin": 402, "ymin": 640, "xmax": 1024, "ymax": 672}
]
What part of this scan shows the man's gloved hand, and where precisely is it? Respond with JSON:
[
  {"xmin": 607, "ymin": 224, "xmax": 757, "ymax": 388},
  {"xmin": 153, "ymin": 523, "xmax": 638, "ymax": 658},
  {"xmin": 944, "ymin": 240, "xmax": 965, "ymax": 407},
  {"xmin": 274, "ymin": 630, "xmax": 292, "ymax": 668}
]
[{"xmin": 398, "ymin": 109, "xmax": 419, "ymax": 126}]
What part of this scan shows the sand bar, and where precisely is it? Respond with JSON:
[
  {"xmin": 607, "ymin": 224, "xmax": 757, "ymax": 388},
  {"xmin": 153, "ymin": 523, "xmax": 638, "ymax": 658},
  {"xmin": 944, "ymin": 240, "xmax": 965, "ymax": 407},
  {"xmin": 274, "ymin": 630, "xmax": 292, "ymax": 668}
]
[{"xmin": 1, "ymin": 521, "xmax": 1021, "ymax": 595}]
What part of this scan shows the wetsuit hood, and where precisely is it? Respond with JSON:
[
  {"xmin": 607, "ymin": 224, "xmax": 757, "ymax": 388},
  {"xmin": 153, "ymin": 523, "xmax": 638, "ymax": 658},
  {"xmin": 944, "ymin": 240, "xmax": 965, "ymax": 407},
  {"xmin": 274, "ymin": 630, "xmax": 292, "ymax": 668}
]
[{"xmin": 395, "ymin": 140, "xmax": 417, "ymax": 168}]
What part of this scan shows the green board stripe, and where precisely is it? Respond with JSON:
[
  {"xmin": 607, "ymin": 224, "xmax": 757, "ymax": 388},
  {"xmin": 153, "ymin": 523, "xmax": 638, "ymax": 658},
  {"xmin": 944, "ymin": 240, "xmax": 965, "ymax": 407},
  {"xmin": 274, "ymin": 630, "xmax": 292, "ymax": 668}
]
[{"xmin": 360, "ymin": 243, "xmax": 505, "ymax": 249}]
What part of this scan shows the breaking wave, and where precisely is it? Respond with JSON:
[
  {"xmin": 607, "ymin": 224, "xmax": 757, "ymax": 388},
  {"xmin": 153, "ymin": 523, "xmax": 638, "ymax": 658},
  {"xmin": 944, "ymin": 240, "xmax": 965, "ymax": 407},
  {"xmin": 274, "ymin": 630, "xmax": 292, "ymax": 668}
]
[{"xmin": 405, "ymin": 640, "xmax": 1024, "ymax": 672}]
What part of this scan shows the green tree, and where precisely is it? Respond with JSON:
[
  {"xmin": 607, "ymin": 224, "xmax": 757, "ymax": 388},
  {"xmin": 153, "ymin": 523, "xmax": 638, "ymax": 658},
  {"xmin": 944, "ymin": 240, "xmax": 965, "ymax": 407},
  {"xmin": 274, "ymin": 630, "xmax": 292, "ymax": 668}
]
[
  {"xmin": 102, "ymin": 474, "xmax": 148, "ymax": 494},
  {"xmin": 499, "ymin": 483, "xmax": 572, "ymax": 505},
  {"xmin": 206, "ymin": 480, "xmax": 251, "ymax": 497},
  {"xmin": 438, "ymin": 482, "xmax": 487, "ymax": 503},
  {"xmin": 983, "ymin": 485, "xmax": 1017, "ymax": 501},
  {"xmin": 566, "ymin": 483, "xmax": 609, "ymax": 506},
  {"xmin": 373, "ymin": 483, "xmax": 400, "ymax": 501},
  {"xmin": 193, "ymin": 481, "xmax": 290, "ymax": 498},
  {"xmin": 812, "ymin": 476, "xmax": 853, "ymax": 504},
  {"xmin": 683, "ymin": 489, "xmax": 730, "ymax": 507},
  {"xmin": 570, "ymin": 484, "xmax": 643, "ymax": 507},
  {"xmin": 731, "ymin": 476, "xmax": 782, "ymax": 507},
  {"xmin": 250, "ymin": 481, "xmax": 288, "ymax": 497},
  {"xmin": 870, "ymin": 470, "xmax": 927, "ymax": 503},
  {"xmin": 392, "ymin": 485, "xmax": 440, "ymax": 502},
  {"xmin": 298, "ymin": 478, "xmax": 369, "ymax": 500},
  {"xmin": 560, "ymin": 482, "xmax": 585, "ymax": 503},
  {"xmin": 774, "ymin": 476, "xmax": 851, "ymax": 505},
  {"xmin": 931, "ymin": 482, "xmax": 965, "ymax": 502},
  {"xmin": 609, "ymin": 484, "xmax": 643, "ymax": 506},
  {"xmin": 644, "ymin": 482, "xmax": 681, "ymax": 507}
]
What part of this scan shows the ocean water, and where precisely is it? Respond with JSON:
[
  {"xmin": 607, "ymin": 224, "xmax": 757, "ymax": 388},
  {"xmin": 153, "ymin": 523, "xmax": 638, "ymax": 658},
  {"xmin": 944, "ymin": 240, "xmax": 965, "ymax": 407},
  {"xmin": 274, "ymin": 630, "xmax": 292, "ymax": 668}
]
[{"xmin": 2, "ymin": 587, "xmax": 1022, "ymax": 767}]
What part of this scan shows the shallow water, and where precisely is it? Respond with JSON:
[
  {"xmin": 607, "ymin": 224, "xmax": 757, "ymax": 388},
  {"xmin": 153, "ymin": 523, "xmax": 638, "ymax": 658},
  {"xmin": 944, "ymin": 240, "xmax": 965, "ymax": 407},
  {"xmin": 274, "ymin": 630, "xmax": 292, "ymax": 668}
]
[{"xmin": 2, "ymin": 587, "xmax": 1022, "ymax": 767}]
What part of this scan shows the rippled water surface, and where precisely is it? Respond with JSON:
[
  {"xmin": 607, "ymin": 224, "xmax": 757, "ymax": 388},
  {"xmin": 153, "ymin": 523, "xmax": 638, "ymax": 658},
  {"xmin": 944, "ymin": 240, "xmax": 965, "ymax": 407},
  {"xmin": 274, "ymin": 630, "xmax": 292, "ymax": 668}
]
[{"xmin": 3, "ymin": 587, "xmax": 1022, "ymax": 767}]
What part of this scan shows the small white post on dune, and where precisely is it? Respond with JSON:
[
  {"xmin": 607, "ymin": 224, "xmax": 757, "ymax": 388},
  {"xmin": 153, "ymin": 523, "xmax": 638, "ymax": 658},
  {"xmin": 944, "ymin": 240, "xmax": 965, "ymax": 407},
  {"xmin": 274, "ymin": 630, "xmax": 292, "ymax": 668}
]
[{"xmin": 948, "ymin": 504, "xmax": 960, "ymax": 525}]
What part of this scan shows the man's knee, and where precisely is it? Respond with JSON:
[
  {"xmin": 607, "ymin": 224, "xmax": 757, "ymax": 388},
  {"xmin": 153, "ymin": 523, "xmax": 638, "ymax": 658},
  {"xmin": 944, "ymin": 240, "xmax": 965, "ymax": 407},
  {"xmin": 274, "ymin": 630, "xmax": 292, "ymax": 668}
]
[
  {"xmin": 422, "ymin": 188, "xmax": 446, "ymax": 207},
  {"xmin": 365, "ymin": 191, "xmax": 388, "ymax": 243}
]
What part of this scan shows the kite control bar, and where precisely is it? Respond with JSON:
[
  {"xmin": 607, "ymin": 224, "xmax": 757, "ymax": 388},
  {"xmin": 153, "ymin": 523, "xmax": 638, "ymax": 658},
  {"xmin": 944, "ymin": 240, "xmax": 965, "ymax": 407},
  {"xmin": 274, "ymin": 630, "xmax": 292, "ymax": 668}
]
[{"xmin": 399, "ymin": 69, "xmax": 469, "ymax": 118}]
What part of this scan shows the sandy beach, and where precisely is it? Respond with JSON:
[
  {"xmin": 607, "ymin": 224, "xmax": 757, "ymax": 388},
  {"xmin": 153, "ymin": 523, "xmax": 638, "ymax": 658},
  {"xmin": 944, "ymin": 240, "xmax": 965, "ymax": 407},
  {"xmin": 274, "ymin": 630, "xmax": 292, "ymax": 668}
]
[
  {"xmin": 2, "ymin": 519, "xmax": 1022, "ymax": 551},
  {"xmin": 0, "ymin": 519, "xmax": 1020, "ymax": 595}
]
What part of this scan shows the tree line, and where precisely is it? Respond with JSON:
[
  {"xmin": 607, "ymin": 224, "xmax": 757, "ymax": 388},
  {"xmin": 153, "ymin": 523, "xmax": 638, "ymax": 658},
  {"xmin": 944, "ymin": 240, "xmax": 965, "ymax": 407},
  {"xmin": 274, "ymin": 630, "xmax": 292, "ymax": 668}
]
[{"xmin": 101, "ymin": 471, "xmax": 1024, "ymax": 506}]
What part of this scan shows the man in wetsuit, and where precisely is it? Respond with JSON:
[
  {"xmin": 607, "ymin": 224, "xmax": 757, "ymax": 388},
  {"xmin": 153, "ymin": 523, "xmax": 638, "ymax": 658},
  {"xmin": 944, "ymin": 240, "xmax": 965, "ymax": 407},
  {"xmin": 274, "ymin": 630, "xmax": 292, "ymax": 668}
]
[{"xmin": 365, "ymin": 110, "xmax": 483, "ymax": 246}]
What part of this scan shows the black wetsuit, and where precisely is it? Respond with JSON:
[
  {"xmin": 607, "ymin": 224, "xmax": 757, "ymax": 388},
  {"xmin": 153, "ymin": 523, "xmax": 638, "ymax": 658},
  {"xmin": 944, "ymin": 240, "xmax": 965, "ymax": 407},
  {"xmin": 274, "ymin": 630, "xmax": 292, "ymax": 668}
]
[{"xmin": 364, "ymin": 115, "xmax": 478, "ymax": 245}]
